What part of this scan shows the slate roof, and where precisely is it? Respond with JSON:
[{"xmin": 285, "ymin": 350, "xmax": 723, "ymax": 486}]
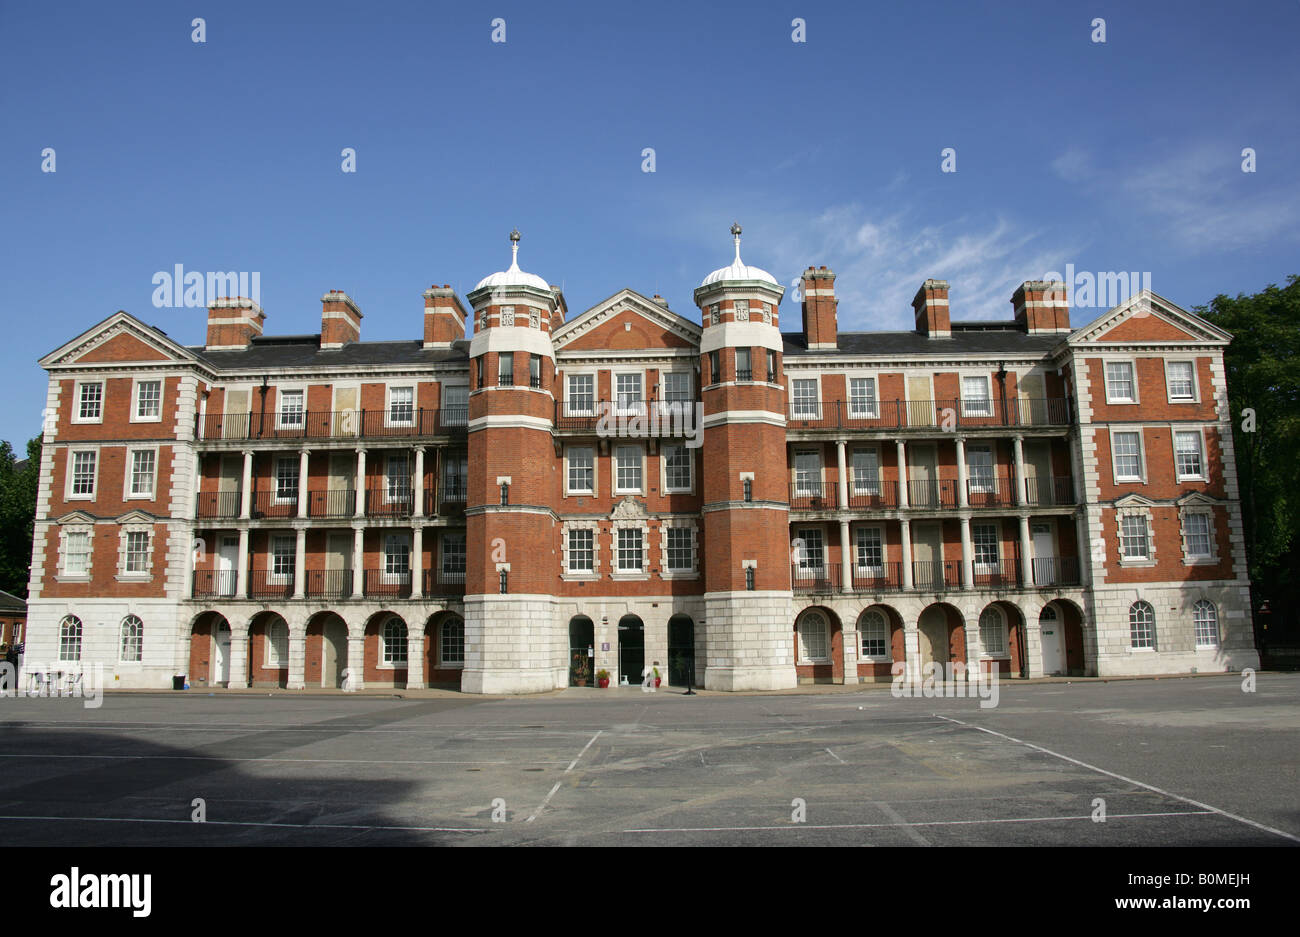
[
  {"xmin": 0, "ymin": 589, "xmax": 26, "ymax": 613},
  {"xmin": 783, "ymin": 326, "xmax": 1065, "ymax": 357},
  {"xmin": 187, "ymin": 336, "xmax": 471, "ymax": 370}
]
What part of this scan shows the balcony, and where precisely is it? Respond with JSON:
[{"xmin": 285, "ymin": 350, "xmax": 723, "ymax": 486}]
[
  {"xmin": 304, "ymin": 569, "xmax": 356, "ymax": 599},
  {"xmin": 250, "ymin": 489, "xmax": 299, "ymax": 519},
  {"xmin": 1024, "ymin": 476, "xmax": 1077, "ymax": 507},
  {"xmin": 307, "ymin": 488, "xmax": 356, "ymax": 518},
  {"xmin": 424, "ymin": 569, "xmax": 466, "ymax": 595},
  {"xmin": 192, "ymin": 569, "xmax": 238, "ymax": 598},
  {"xmin": 787, "ymin": 397, "xmax": 1072, "ymax": 431},
  {"xmin": 363, "ymin": 569, "xmax": 412, "ymax": 599},
  {"xmin": 791, "ymin": 564, "xmax": 840, "ymax": 593},
  {"xmin": 965, "ymin": 476, "xmax": 1016, "ymax": 508},
  {"xmin": 431, "ymin": 485, "xmax": 466, "ymax": 516},
  {"xmin": 195, "ymin": 491, "xmax": 241, "ymax": 520},
  {"xmin": 365, "ymin": 486, "xmax": 414, "ymax": 518},
  {"xmin": 846, "ymin": 481, "xmax": 900, "ymax": 509},
  {"xmin": 971, "ymin": 559, "xmax": 1022, "ymax": 590},
  {"xmin": 911, "ymin": 560, "xmax": 963, "ymax": 591},
  {"xmin": 850, "ymin": 562, "xmax": 905, "ymax": 592},
  {"xmin": 907, "ymin": 479, "xmax": 959, "ymax": 509},
  {"xmin": 249, "ymin": 570, "xmax": 294, "ymax": 600},
  {"xmin": 554, "ymin": 399, "xmax": 700, "ymax": 433},
  {"xmin": 1031, "ymin": 556, "xmax": 1081, "ymax": 587},
  {"xmin": 195, "ymin": 408, "xmax": 468, "ymax": 442},
  {"xmin": 790, "ymin": 482, "xmax": 838, "ymax": 510}
]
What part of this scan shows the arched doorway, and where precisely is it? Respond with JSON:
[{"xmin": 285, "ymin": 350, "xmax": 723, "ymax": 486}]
[
  {"xmin": 249, "ymin": 611, "xmax": 289, "ymax": 689},
  {"xmin": 794, "ymin": 607, "xmax": 841, "ymax": 683},
  {"xmin": 618, "ymin": 614, "xmax": 644, "ymax": 685},
  {"xmin": 667, "ymin": 615, "xmax": 695, "ymax": 687},
  {"xmin": 426, "ymin": 612, "xmax": 465, "ymax": 688},
  {"xmin": 1045, "ymin": 600, "xmax": 1086, "ymax": 676},
  {"xmin": 856, "ymin": 606, "xmax": 904, "ymax": 681},
  {"xmin": 979, "ymin": 601, "xmax": 1026, "ymax": 677},
  {"xmin": 568, "ymin": 616, "xmax": 595, "ymax": 686},
  {"xmin": 307, "ymin": 612, "xmax": 349, "ymax": 689},
  {"xmin": 918, "ymin": 603, "xmax": 965, "ymax": 671},
  {"xmin": 1039, "ymin": 603, "xmax": 1065, "ymax": 676},
  {"xmin": 364, "ymin": 612, "xmax": 409, "ymax": 687},
  {"xmin": 189, "ymin": 612, "xmax": 231, "ymax": 688}
]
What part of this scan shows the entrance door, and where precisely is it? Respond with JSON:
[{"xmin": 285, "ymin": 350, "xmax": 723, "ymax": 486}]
[
  {"xmin": 334, "ymin": 386, "xmax": 358, "ymax": 437},
  {"xmin": 327, "ymin": 533, "xmax": 352, "ymax": 597},
  {"xmin": 909, "ymin": 444, "xmax": 937, "ymax": 507},
  {"xmin": 912, "ymin": 522, "xmax": 942, "ymax": 589},
  {"xmin": 618, "ymin": 615, "xmax": 645, "ymax": 685},
  {"xmin": 223, "ymin": 390, "xmax": 249, "ymax": 439},
  {"xmin": 667, "ymin": 615, "xmax": 695, "ymax": 687},
  {"xmin": 328, "ymin": 452, "xmax": 354, "ymax": 516},
  {"xmin": 217, "ymin": 536, "xmax": 238, "ymax": 596},
  {"xmin": 322, "ymin": 618, "xmax": 348, "ymax": 688},
  {"xmin": 1024, "ymin": 439, "xmax": 1051, "ymax": 505},
  {"xmin": 214, "ymin": 622, "xmax": 231, "ymax": 685},
  {"xmin": 1039, "ymin": 605, "xmax": 1066, "ymax": 676},
  {"xmin": 568, "ymin": 616, "xmax": 594, "ymax": 686},
  {"xmin": 1031, "ymin": 523, "xmax": 1056, "ymax": 585},
  {"xmin": 906, "ymin": 376, "xmax": 934, "ymax": 426},
  {"xmin": 918, "ymin": 606, "xmax": 949, "ymax": 667}
]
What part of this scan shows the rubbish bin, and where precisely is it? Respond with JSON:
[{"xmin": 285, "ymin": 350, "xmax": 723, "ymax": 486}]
[{"xmin": 172, "ymin": 675, "xmax": 186, "ymax": 690}]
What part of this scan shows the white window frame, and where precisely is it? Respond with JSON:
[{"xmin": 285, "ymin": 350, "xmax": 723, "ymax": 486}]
[
  {"xmin": 859, "ymin": 610, "xmax": 889, "ymax": 661},
  {"xmin": 269, "ymin": 535, "xmax": 296, "ymax": 583},
  {"xmin": 979, "ymin": 606, "xmax": 1009, "ymax": 659},
  {"xmin": 380, "ymin": 617, "xmax": 408, "ymax": 667},
  {"xmin": 382, "ymin": 532, "xmax": 412, "ymax": 583},
  {"xmin": 855, "ymin": 525, "xmax": 884, "ymax": 575},
  {"xmin": 614, "ymin": 444, "xmax": 644, "ymax": 495},
  {"xmin": 60, "ymin": 526, "xmax": 93, "ymax": 580},
  {"xmin": 662, "ymin": 371, "xmax": 692, "ymax": 403},
  {"xmin": 793, "ymin": 449, "xmax": 823, "ymax": 496},
  {"xmin": 131, "ymin": 378, "xmax": 163, "ymax": 423},
  {"xmin": 59, "ymin": 615, "xmax": 83, "ymax": 662},
  {"xmin": 615, "ymin": 371, "xmax": 644, "ymax": 415},
  {"xmin": 967, "ymin": 445, "xmax": 995, "ymax": 493},
  {"xmin": 972, "ymin": 522, "xmax": 1000, "ymax": 573},
  {"xmin": 794, "ymin": 527, "xmax": 825, "ymax": 575},
  {"xmin": 851, "ymin": 447, "xmax": 881, "ymax": 495},
  {"xmin": 565, "ymin": 445, "xmax": 596, "ymax": 496},
  {"xmin": 442, "ymin": 383, "xmax": 468, "ymax": 425},
  {"xmin": 661, "ymin": 444, "xmax": 693, "ymax": 494},
  {"xmin": 386, "ymin": 385, "xmax": 415, "ymax": 427},
  {"xmin": 564, "ymin": 525, "xmax": 597, "ymax": 576},
  {"xmin": 613, "ymin": 524, "xmax": 648, "ymax": 578},
  {"xmin": 73, "ymin": 380, "xmax": 104, "ymax": 424},
  {"xmin": 118, "ymin": 525, "xmax": 153, "ymax": 580},
  {"xmin": 439, "ymin": 532, "xmax": 466, "ymax": 582},
  {"xmin": 1110, "ymin": 429, "xmax": 1146, "ymax": 483},
  {"xmin": 119, "ymin": 615, "xmax": 144, "ymax": 663},
  {"xmin": 439, "ymin": 617, "xmax": 465, "ymax": 667},
  {"xmin": 1173, "ymin": 429, "xmax": 1206, "ymax": 481},
  {"xmin": 274, "ymin": 456, "xmax": 300, "ymax": 504},
  {"xmin": 1129, "ymin": 601, "xmax": 1156, "ymax": 650},
  {"xmin": 566, "ymin": 372, "xmax": 595, "ymax": 416},
  {"xmin": 385, "ymin": 453, "xmax": 412, "ymax": 505},
  {"xmin": 961, "ymin": 375, "xmax": 992, "ymax": 416},
  {"xmin": 848, "ymin": 376, "xmax": 879, "ymax": 418},
  {"xmin": 265, "ymin": 619, "xmax": 290, "ymax": 668},
  {"xmin": 660, "ymin": 520, "xmax": 698, "ymax": 579},
  {"xmin": 797, "ymin": 612, "xmax": 829, "ymax": 663},
  {"xmin": 1119, "ymin": 512, "xmax": 1151, "ymax": 563},
  {"xmin": 1164, "ymin": 360, "xmax": 1198, "ymax": 403},
  {"xmin": 66, "ymin": 447, "xmax": 99, "ymax": 500},
  {"xmin": 1193, "ymin": 600, "xmax": 1219, "ymax": 649},
  {"xmin": 125, "ymin": 446, "xmax": 159, "ymax": 500},
  {"xmin": 276, "ymin": 387, "xmax": 306, "ymax": 429},
  {"xmin": 791, "ymin": 377, "xmax": 820, "ymax": 418},
  {"xmin": 1181, "ymin": 509, "xmax": 1214, "ymax": 562},
  {"xmin": 1104, "ymin": 360, "xmax": 1138, "ymax": 404}
]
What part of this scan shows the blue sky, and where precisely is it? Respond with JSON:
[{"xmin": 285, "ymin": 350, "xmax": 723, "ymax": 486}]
[{"xmin": 2, "ymin": 0, "xmax": 1298, "ymax": 446}]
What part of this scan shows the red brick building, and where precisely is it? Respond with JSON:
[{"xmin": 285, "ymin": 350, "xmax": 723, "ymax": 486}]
[{"xmin": 24, "ymin": 228, "xmax": 1258, "ymax": 691}]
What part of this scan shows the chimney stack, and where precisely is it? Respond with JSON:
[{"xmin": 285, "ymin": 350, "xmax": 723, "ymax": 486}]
[
  {"xmin": 1011, "ymin": 280, "xmax": 1071, "ymax": 334},
  {"xmin": 321, "ymin": 290, "xmax": 362, "ymax": 349},
  {"xmin": 912, "ymin": 279, "xmax": 951, "ymax": 337},
  {"xmin": 423, "ymin": 286, "xmax": 467, "ymax": 347},
  {"xmin": 801, "ymin": 266, "xmax": 838, "ymax": 349},
  {"xmin": 206, "ymin": 297, "xmax": 265, "ymax": 351}
]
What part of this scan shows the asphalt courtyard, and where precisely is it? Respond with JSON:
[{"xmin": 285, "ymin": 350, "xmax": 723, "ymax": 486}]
[{"xmin": 1, "ymin": 673, "xmax": 1297, "ymax": 846}]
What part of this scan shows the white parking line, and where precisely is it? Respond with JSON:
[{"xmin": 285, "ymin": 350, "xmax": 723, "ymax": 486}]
[
  {"xmin": 933, "ymin": 713, "xmax": 1300, "ymax": 844},
  {"xmin": 624, "ymin": 810, "xmax": 1213, "ymax": 834},
  {"xmin": 0, "ymin": 814, "xmax": 486, "ymax": 833},
  {"xmin": 526, "ymin": 729, "xmax": 601, "ymax": 822}
]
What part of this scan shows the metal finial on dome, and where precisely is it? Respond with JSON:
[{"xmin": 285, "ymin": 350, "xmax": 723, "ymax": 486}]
[
  {"xmin": 510, "ymin": 228, "xmax": 521, "ymax": 243},
  {"xmin": 731, "ymin": 222, "xmax": 743, "ymax": 263},
  {"xmin": 509, "ymin": 228, "xmax": 521, "ymax": 269}
]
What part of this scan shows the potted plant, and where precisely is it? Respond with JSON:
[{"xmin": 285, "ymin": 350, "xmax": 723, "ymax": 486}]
[
  {"xmin": 596, "ymin": 669, "xmax": 610, "ymax": 688},
  {"xmin": 572, "ymin": 651, "xmax": 590, "ymax": 686},
  {"xmin": 653, "ymin": 664, "xmax": 662, "ymax": 689}
]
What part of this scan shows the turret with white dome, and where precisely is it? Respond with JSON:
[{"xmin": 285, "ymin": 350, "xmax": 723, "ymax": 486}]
[
  {"xmin": 699, "ymin": 222, "xmax": 780, "ymax": 288},
  {"xmin": 474, "ymin": 229, "xmax": 553, "ymax": 293}
]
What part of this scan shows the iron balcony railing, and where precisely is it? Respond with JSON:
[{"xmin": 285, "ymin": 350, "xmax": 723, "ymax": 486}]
[
  {"xmin": 432, "ymin": 484, "xmax": 467, "ymax": 516},
  {"xmin": 790, "ymin": 481, "xmax": 838, "ymax": 510},
  {"xmin": 851, "ymin": 561, "xmax": 905, "ymax": 592},
  {"xmin": 304, "ymin": 569, "xmax": 355, "ymax": 598},
  {"xmin": 363, "ymin": 569, "xmax": 412, "ymax": 598},
  {"xmin": 250, "ymin": 489, "xmax": 299, "ymax": 519},
  {"xmin": 907, "ymin": 479, "xmax": 959, "ymax": 509},
  {"xmin": 791, "ymin": 564, "xmax": 840, "ymax": 593},
  {"xmin": 1031, "ymin": 556, "xmax": 1081, "ymax": 587},
  {"xmin": 192, "ymin": 569, "xmax": 238, "ymax": 598},
  {"xmin": 424, "ymin": 569, "xmax": 467, "ymax": 595},
  {"xmin": 787, "ymin": 397, "xmax": 1072, "ymax": 430},
  {"xmin": 196, "ymin": 407, "xmax": 468, "ymax": 441},
  {"xmin": 846, "ymin": 480, "xmax": 900, "ymax": 509},
  {"xmin": 366, "ymin": 486, "xmax": 415, "ymax": 518},
  {"xmin": 965, "ymin": 475, "xmax": 1016, "ymax": 508},
  {"xmin": 1024, "ymin": 476, "xmax": 1077, "ymax": 507},
  {"xmin": 554, "ymin": 398, "xmax": 701, "ymax": 432},
  {"xmin": 911, "ymin": 560, "xmax": 963, "ymax": 591},
  {"xmin": 195, "ymin": 490, "xmax": 241, "ymax": 519},
  {"xmin": 307, "ymin": 488, "xmax": 357, "ymax": 518},
  {"xmin": 249, "ymin": 569, "xmax": 294, "ymax": 600},
  {"xmin": 971, "ymin": 559, "xmax": 1022, "ymax": 590}
]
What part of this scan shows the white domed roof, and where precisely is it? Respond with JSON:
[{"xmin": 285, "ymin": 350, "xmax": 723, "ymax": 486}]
[
  {"xmin": 700, "ymin": 223, "xmax": 777, "ymax": 287},
  {"xmin": 475, "ymin": 229, "xmax": 550, "ymax": 291}
]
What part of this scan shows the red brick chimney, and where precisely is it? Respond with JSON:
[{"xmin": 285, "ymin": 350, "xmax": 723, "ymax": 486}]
[
  {"xmin": 1011, "ymin": 280, "xmax": 1071, "ymax": 334},
  {"xmin": 801, "ymin": 266, "xmax": 837, "ymax": 349},
  {"xmin": 205, "ymin": 297, "xmax": 265, "ymax": 351},
  {"xmin": 321, "ymin": 290, "xmax": 362, "ymax": 349},
  {"xmin": 912, "ymin": 279, "xmax": 951, "ymax": 337},
  {"xmin": 423, "ymin": 285, "xmax": 467, "ymax": 348}
]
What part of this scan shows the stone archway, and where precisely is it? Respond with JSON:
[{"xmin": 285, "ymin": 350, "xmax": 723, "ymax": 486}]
[
  {"xmin": 248, "ymin": 611, "xmax": 289, "ymax": 689},
  {"xmin": 856, "ymin": 605, "xmax": 904, "ymax": 682},
  {"xmin": 794, "ymin": 606, "xmax": 842, "ymax": 684},
  {"xmin": 188, "ymin": 611, "xmax": 231, "ymax": 688},
  {"xmin": 306, "ymin": 611, "xmax": 349, "ymax": 689},
  {"xmin": 918, "ymin": 603, "xmax": 965, "ymax": 672}
]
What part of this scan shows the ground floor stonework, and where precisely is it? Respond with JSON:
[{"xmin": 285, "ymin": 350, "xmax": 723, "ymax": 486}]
[{"xmin": 16, "ymin": 579, "xmax": 1259, "ymax": 693}]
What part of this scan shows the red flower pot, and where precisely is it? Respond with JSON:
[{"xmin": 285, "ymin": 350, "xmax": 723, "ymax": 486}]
[
  {"xmin": 598, "ymin": 678, "xmax": 610, "ymax": 688},
  {"xmin": 654, "ymin": 677, "xmax": 662, "ymax": 688}
]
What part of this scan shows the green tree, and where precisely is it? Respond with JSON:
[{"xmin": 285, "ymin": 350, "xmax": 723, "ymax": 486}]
[
  {"xmin": 0, "ymin": 436, "xmax": 41, "ymax": 598},
  {"xmin": 1196, "ymin": 275, "xmax": 1300, "ymax": 624}
]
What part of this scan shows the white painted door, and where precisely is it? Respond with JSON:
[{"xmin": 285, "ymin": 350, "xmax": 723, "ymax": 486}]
[
  {"xmin": 1039, "ymin": 608, "xmax": 1065, "ymax": 675},
  {"xmin": 217, "ymin": 537, "xmax": 238, "ymax": 596},
  {"xmin": 1031, "ymin": 523, "xmax": 1055, "ymax": 585},
  {"xmin": 214, "ymin": 623, "xmax": 231, "ymax": 684}
]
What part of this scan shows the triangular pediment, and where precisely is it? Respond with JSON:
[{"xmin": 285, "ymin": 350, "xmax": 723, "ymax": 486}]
[
  {"xmin": 1176, "ymin": 491, "xmax": 1219, "ymax": 509},
  {"xmin": 54, "ymin": 510, "xmax": 98, "ymax": 525},
  {"xmin": 40, "ymin": 311, "xmax": 202, "ymax": 369},
  {"xmin": 1071, "ymin": 290, "xmax": 1231, "ymax": 347},
  {"xmin": 1114, "ymin": 492, "xmax": 1159, "ymax": 509},
  {"xmin": 116, "ymin": 509, "xmax": 161, "ymax": 525},
  {"xmin": 554, "ymin": 289, "xmax": 701, "ymax": 352}
]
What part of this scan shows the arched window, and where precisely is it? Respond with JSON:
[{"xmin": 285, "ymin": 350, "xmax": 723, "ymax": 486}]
[
  {"xmin": 1193, "ymin": 600, "xmax": 1219, "ymax": 648},
  {"xmin": 798, "ymin": 612, "xmax": 828, "ymax": 663},
  {"xmin": 1129, "ymin": 601, "xmax": 1156, "ymax": 649},
  {"xmin": 59, "ymin": 615, "xmax": 83, "ymax": 662},
  {"xmin": 1039, "ymin": 604, "xmax": 1058, "ymax": 621},
  {"xmin": 266, "ymin": 618, "xmax": 289, "ymax": 668},
  {"xmin": 440, "ymin": 617, "xmax": 465, "ymax": 666},
  {"xmin": 120, "ymin": 615, "xmax": 143, "ymax": 662},
  {"xmin": 859, "ymin": 610, "xmax": 888, "ymax": 659},
  {"xmin": 979, "ymin": 607, "xmax": 1007, "ymax": 657},
  {"xmin": 382, "ymin": 618, "xmax": 408, "ymax": 665}
]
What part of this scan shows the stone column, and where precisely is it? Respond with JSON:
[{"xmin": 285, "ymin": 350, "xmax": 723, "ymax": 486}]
[
  {"xmin": 347, "ymin": 631, "xmax": 366, "ymax": 690},
  {"xmin": 411, "ymin": 526, "xmax": 424, "ymax": 599},
  {"xmin": 835, "ymin": 439, "xmax": 849, "ymax": 508},
  {"xmin": 1013, "ymin": 435, "xmax": 1027, "ymax": 506},
  {"xmin": 293, "ymin": 527, "xmax": 306, "ymax": 599},
  {"xmin": 297, "ymin": 449, "xmax": 310, "ymax": 518},
  {"xmin": 896, "ymin": 440, "xmax": 909, "ymax": 508},
  {"xmin": 841, "ymin": 619, "xmax": 859, "ymax": 686},
  {"xmin": 413, "ymin": 447, "xmax": 425, "ymax": 518},
  {"xmin": 229, "ymin": 621, "xmax": 249, "ymax": 688},
  {"xmin": 405, "ymin": 622, "xmax": 425, "ymax": 690},
  {"xmin": 236, "ymin": 528, "xmax": 250, "ymax": 598},
  {"xmin": 352, "ymin": 526, "xmax": 365, "ymax": 597},
  {"xmin": 287, "ymin": 622, "xmax": 306, "ymax": 690},
  {"xmin": 903, "ymin": 623, "xmax": 922, "ymax": 684},
  {"xmin": 354, "ymin": 448, "xmax": 367, "ymax": 518},
  {"xmin": 1066, "ymin": 434, "xmax": 1081, "ymax": 504},
  {"xmin": 960, "ymin": 517, "xmax": 974, "ymax": 590},
  {"xmin": 1019, "ymin": 515, "xmax": 1034, "ymax": 586},
  {"xmin": 240, "ymin": 450, "xmax": 253, "ymax": 518},
  {"xmin": 955, "ymin": 437, "xmax": 969, "ymax": 508},
  {"xmin": 838, "ymin": 519, "xmax": 853, "ymax": 593},
  {"xmin": 900, "ymin": 519, "xmax": 913, "ymax": 590}
]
